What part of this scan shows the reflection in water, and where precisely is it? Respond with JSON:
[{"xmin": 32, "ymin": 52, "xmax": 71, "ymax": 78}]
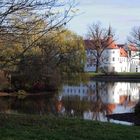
[
  {"xmin": 0, "ymin": 81, "xmax": 139, "ymax": 124},
  {"xmin": 60, "ymin": 82, "xmax": 140, "ymax": 123}
]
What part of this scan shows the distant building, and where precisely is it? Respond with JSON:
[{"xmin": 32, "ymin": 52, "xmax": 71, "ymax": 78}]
[{"xmin": 84, "ymin": 38, "xmax": 140, "ymax": 72}]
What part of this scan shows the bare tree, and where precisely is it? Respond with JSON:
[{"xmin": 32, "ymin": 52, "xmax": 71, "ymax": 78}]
[
  {"xmin": 0, "ymin": 0, "xmax": 77, "ymax": 69},
  {"xmin": 127, "ymin": 26, "xmax": 140, "ymax": 46},
  {"xmin": 86, "ymin": 22, "xmax": 115, "ymax": 73},
  {"xmin": 127, "ymin": 26, "xmax": 140, "ymax": 62}
]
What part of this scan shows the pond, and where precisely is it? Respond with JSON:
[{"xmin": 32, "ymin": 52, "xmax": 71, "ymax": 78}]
[{"xmin": 0, "ymin": 81, "xmax": 140, "ymax": 125}]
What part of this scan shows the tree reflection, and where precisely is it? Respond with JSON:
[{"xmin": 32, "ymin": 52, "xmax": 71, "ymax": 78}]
[
  {"xmin": 62, "ymin": 95, "xmax": 91, "ymax": 117},
  {"xmin": 0, "ymin": 73, "xmax": 89, "ymax": 117},
  {"xmin": 60, "ymin": 81, "xmax": 114, "ymax": 121},
  {"xmin": 87, "ymin": 82, "xmax": 109, "ymax": 121},
  {"xmin": 0, "ymin": 93, "xmax": 60, "ymax": 115},
  {"xmin": 0, "ymin": 97, "xmax": 11, "ymax": 114}
]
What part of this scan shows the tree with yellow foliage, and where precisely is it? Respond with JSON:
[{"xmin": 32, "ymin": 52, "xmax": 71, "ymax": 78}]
[
  {"xmin": 0, "ymin": 0, "xmax": 77, "ymax": 70},
  {"xmin": 15, "ymin": 29, "xmax": 85, "ymax": 90}
]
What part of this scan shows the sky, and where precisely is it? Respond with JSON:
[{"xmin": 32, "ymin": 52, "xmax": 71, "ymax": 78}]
[{"xmin": 67, "ymin": 0, "xmax": 140, "ymax": 43}]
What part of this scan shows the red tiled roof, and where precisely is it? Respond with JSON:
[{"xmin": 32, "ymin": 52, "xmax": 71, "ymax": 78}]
[
  {"xmin": 128, "ymin": 44, "xmax": 138, "ymax": 51},
  {"xmin": 84, "ymin": 37, "xmax": 119, "ymax": 49},
  {"xmin": 120, "ymin": 48, "xmax": 128, "ymax": 57},
  {"xmin": 107, "ymin": 37, "xmax": 118, "ymax": 49}
]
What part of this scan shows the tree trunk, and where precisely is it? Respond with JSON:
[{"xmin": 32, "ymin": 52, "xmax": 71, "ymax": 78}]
[{"xmin": 96, "ymin": 58, "xmax": 99, "ymax": 73}]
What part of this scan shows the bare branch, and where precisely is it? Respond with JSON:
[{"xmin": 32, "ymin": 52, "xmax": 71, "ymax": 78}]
[
  {"xmin": 127, "ymin": 26, "xmax": 140, "ymax": 46},
  {"xmin": 86, "ymin": 22, "xmax": 115, "ymax": 72},
  {"xmin": 0, "ymin": 0, "xmax": 77, "ymax": 69}
]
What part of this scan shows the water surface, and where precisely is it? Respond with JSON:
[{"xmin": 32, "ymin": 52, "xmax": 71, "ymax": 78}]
[{"xmin": 0, "ymin": 81, "xmax": 139, "ymax": 125}]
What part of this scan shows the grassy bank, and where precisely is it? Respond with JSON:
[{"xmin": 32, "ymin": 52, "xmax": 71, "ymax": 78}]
[
  {"xmin": 88, "ymin": 72, "xmax": 140, "ymax": 76},
  {"xmin": 88, "ymin": 72, "xmax": 140, "ymax": 81},
  {"xmin": 0, "ymin": 114, "xmax": 140, "ymax": 140}
]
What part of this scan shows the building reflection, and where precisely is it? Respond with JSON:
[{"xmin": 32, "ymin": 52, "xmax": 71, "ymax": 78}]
[{"xmin": 59, "ymin": 82, "xmax": 140, "ymax": 122}]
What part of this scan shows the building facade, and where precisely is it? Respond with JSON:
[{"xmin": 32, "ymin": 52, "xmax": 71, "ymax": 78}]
[{"xmin": 84, "ymin": 39, "xmax": 140, "ymax": 72}]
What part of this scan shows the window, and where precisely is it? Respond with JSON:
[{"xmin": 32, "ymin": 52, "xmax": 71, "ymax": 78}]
[
  {"xmin": 112, "ymin": 57, "xmax": 115, "ymax": 61},
  {"xmin": 87, "ymin": 50, "xmax": 90, "ymax": 55},
  {"xmin": 112, "ymin": 67, "xmax": 115, "ymax": 71},
  {"xmin": 90, "ymin": 51, "xmax": 93, "ymax": 55},
  {"xmin": 136, "ymin": 67, "xmax": 138, "ymax": 72},
  {"xmin": 87, "ymin": 64, "xmax": 89, "ymax": 67},
  {"xmin": 79, "ymin": 89, "xmax": 80, "ymax": 93},
  {"xmin": 106, "ymin": 58, "xmax": 109, "ymax": 61},
  {"xmin": 83, "ymin": 89, "xmax": 85, "ymax": 93}
]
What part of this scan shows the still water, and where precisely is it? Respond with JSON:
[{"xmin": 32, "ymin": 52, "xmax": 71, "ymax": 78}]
[{"xmin": 0, "ymin": 81, "xmax": 140, "ymax": 125}]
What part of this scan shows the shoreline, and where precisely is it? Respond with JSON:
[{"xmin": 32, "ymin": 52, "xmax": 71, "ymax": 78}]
[
  {"xmin": 90, "ymin": 73, "xmax": 140, "ymax": 82},
  {"xmin": 106, "ymin": 113, "xmax": 140, "ymax": 125}
]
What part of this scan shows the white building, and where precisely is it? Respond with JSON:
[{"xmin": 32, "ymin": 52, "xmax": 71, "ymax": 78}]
[
  {"xmin": 84, "ymin": 39, "xmax": 140, "ymax": 72},
  {"xmin": 127, "ymin": 44, "xmax": 140, "ymax": 72}
]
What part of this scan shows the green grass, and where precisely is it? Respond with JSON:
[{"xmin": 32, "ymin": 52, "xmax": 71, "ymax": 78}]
[
  {"xmin": 87, "ymin": 72, "xmax": 105, "ymax": 76},
  {"xmin": 88, "ymin": 72, "xmax": 140, "ymax": 77},
  {"xmin": 0, "ymin": 114, "xmax": 140, "ymax": 140},
  {"xmin": 115, "ymin": 72, "xmax": 140, "ymax": 75},
  {"xmin": 88, "ymin": 72, "xmax": 140, "ymax": 75}
]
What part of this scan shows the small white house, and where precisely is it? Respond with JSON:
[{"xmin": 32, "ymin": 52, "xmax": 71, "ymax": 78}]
[{"xmin": 127, "ymin": 44, "xmax": 140, "ymax": 72}]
